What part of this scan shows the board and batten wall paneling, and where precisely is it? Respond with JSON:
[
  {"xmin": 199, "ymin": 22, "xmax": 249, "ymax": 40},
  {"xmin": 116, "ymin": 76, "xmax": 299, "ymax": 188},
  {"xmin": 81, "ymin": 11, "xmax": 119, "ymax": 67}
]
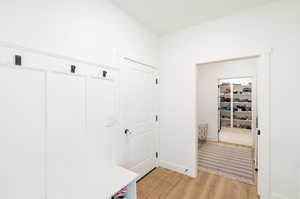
[
  {"xmin": 0, "ymin": 66, "xmax": 45, "ymax": 199},
  {"xmin": 86, "ymin": 77, "xmax": 116, "ymax": 178},
  {"xmin": 46, "ymin": 72, "xmax": 88, "ymax": 199},
  {"xmin": 0, "ymin": 40, "xmax": 123, "ymax": 199}
]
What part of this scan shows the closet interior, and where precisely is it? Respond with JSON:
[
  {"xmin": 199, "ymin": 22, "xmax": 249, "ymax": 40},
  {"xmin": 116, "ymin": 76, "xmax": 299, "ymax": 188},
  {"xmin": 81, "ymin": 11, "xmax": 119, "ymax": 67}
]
[{"xmin": 218, "ymin": 78, "xmax": 253, "ymax": 145}]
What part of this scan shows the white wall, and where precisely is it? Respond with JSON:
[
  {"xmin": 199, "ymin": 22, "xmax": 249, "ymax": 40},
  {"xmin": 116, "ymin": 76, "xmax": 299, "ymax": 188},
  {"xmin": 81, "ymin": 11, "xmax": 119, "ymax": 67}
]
[
  {"xmin": 159, "ymin": 0, "xmax": 300, "ymax": 198},
  {"xmin": 0, "ymin": 0, "xmax": 158, "ymax": 67},
  {"xmin": 197, "ymin": 58, "xmax": 257, "ymax": 141}
]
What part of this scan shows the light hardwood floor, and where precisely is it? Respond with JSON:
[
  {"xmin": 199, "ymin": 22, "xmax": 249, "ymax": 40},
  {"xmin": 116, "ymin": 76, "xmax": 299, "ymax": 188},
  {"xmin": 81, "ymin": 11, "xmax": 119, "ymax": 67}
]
[{"xmin": 137, "ymin": 168, "xmax": 258, "ymax": 199}]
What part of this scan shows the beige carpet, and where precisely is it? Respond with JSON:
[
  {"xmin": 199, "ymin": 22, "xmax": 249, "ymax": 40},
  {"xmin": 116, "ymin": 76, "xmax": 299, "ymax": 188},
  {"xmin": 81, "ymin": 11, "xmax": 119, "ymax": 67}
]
[
  {"xmin": 198, "ymin": 143, "xmax": 254, "ymax": 184},
  {"xmin": 219, "ymin": 127, "xmax": 253, "ymax": 146}
]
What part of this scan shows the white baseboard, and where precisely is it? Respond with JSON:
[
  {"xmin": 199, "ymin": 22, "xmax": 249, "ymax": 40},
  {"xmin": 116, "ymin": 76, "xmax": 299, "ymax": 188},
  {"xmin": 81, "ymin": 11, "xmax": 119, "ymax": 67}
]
[
  {"xmin": 271, "ymin": 193, "xmax": 293, "ymax": 199},
  {"xmin": 298, "ymin": 167, "xmax": 300, "ymax": 199},
  {"xmin": 206, "ymin": 137, "xmax": 217, "ymax": 142},
  {"xmin": 159, "ymin": 160, "xmax": 194, "ymax": 177}
]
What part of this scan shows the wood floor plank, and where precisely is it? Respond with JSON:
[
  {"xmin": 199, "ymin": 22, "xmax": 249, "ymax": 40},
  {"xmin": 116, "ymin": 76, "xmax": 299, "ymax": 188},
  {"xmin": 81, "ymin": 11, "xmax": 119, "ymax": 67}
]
[{"xmin": 137, "ymin": 168, "xmax": 259, "ymax": 199}]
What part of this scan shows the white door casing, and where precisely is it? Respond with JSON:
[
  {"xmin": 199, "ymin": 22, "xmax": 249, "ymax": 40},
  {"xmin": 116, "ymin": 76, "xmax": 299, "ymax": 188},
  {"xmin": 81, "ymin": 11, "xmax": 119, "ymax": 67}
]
[
  {"xmin": 195, "ymin": 50, "xmax": 271, "ymax": 198},
  {"xmin": 257, "ymin": 52, "xmax": 271, "ymax": 199},
  {"xmin": 120, "ymin": 59, "xmax": 158, "ymax": 179}
]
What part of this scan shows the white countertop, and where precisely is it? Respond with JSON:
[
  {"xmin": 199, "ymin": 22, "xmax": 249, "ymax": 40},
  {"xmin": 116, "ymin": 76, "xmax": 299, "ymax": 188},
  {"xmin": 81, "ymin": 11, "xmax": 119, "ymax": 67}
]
[
  {"xmin": 55, "ymin": 166, "xmax": 138, "ymax": 199},
  {"xmin": 98, "ymin": 166, "xmax": 138, "ymax": 198}
]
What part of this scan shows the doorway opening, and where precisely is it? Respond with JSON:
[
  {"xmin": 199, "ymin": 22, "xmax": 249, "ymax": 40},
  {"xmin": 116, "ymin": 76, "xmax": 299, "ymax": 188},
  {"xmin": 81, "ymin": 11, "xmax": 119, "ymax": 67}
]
[{"xmin": 196, "ymin": 57, "xmax": 258, "ymax": 185}]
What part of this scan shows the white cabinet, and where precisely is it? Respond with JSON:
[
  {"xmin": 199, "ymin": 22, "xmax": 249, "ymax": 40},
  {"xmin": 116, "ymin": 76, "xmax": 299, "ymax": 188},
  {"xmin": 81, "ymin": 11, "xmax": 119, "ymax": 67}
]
[{"xmin": 0, "ymin": 67, "xmax": 45, "ymax": 199}]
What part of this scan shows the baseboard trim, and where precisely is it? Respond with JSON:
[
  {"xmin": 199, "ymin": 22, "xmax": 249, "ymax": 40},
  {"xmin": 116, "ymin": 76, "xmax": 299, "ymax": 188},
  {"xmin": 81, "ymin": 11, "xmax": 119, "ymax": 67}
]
[
  {"xmin": 271, "ymin": 193, "xmax": 293, "ymax": 199},
  {"xmin": 137, "ymin": 167, "xmax": 157, "ymax": 183},
  {"xmin": 159, "ymin": 160, "xmax": 193, "ymax": 177},
  {"xmin": 206, "ymin": 137, "xmax": 217, "ymax": 142}
]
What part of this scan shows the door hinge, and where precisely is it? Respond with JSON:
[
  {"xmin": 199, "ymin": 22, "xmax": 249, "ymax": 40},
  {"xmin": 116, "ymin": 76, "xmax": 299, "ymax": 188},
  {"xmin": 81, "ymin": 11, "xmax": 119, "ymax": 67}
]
[
  {"xmin": 156, "ymin": 152, "xmax": 158, "ymax": 158},
  {"xmin": 155, "ymin": 78, "xmax": 158, "ymax": 85},
  {"xmin": 155, "ymin": 115, "xmax": 158, "ymax": 122},
  {"xmin": 257, "ymin": 130, "xmax": 261, "ymax": 135}
]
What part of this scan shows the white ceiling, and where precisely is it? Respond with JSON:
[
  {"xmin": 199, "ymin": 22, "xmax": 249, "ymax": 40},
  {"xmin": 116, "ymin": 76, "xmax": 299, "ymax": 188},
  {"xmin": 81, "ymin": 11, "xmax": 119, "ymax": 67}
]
[{"xmin": 110, "ymin": 0, "xmax": 274, "ymax": 35}]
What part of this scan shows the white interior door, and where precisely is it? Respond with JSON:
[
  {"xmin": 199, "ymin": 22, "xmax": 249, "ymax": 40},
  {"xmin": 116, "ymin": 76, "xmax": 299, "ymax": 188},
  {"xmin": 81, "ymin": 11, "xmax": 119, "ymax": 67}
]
[
  {"xmin": 120, "ymin": 60, "xmax": 158, "ymax": 179},
  {"xmin": 0, "ymin": 66, "xmax": 45, "ymax": 199},
  {"xmin": 47, "ymin": 72, "xmax": 87, "ymax": 199}
]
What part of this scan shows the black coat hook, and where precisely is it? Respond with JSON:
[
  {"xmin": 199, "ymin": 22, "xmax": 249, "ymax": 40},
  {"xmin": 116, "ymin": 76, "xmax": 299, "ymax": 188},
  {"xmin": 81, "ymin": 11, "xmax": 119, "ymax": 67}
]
[
  {"xmin": 15, "ymin": 55, "xmax": 22, "ymax": 66},
  {"xmin": 102, "ymin": 70, "xmax": 107, "ymax": 78},
  {"xmin": 71, "ymin": 65, "xmax": 76, "ymax": 73}
]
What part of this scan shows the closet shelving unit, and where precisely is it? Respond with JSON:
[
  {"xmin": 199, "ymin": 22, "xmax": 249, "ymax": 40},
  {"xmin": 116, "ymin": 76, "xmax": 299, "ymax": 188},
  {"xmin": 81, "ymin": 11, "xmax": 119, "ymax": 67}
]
[
  {"xmin": 219, "ymin": 83, "xmax": 232, "ymax": 128},
  {"xmin": 219, "ymin": 82, "xmax": 252, "ymax": 130}
]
